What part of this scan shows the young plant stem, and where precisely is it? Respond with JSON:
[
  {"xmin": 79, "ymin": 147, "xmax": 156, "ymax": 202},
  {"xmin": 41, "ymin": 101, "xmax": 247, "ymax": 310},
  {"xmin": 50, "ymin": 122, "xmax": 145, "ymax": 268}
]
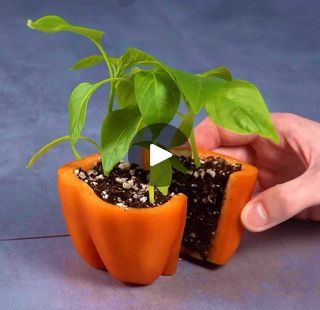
[
  {"xmin": 93, "ymin": 41, "xmax": 114, "ymax": 78},
  {"xmin": 90, "ymin": 40, "xmax": 116, "ymax": 113},
  {"xmin": 71, "ymin": 144, "xmax": 81, "ymax": 160},
  {"xmin": 189, "ymin": 129, "xmax": 201, "ymax": 168},
  {"xmin": 182, "ymin": 107, "xmax": 200, "ymax": 168},
  {"xmin": 107, "ymin": 81, "xmax": 115, "ymax": 114},
  {"xmin": 176, "ymin": 111, "xmax": 185, "ymax": 118},
  {"xmin": 148, "ymin": 185, "xmax": 155, "ymax": 204},
  {"xmin": 26, "ymin": 135, "xmax": 101, "ymax": 168}
]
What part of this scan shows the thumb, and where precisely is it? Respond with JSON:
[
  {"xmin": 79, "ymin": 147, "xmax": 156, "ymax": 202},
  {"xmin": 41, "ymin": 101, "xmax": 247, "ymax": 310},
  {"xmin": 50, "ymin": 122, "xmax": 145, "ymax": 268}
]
[{"xmin": 241, "ymin": 171, "xmax": 320, "ymax": 232}]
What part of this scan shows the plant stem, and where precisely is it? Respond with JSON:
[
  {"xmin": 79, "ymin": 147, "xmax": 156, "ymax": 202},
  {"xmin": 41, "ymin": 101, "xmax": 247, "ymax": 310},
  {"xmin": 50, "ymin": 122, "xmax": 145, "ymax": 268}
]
[
  {"xmin": 92, "ymin": 40, "xmax": 114, "ymax": 78},
  {"xmin": 176, "ymin": 111, "xmax": 185, "ymax": 119},
  {"xmin": 26, "ymin": 135, "xmax": 101, "ymax": 168},
  {"xmin": 107, "ymin": 80, "xmax": 115, "ymax": 114},
  {"xmin": 70, "ymin": 144, "xmax": 81, "ymax": 160},
  {"xmin": 148, "ymin": 185, "xmax": 155, "ymax": 204},
  {"xmin": 94, "ymin": 77, "xmax": 125, "ymax": 115},
  {"xmin": 189, "ymin": 129, "xmax": 201, "ymax": 168},
  {"xmin": 78, "ymin": 136, "xmax": 101, "ymax": 152},
  {"xmin": 90, "ymin": 39, "xmax": 116, "ymax": 113}
]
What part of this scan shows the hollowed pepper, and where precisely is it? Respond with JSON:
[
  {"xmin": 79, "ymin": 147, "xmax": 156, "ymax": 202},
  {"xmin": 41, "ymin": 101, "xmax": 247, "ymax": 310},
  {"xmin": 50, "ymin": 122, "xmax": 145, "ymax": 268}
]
[
  {"xmin": 172, "ymin": 148, "xmax": 258, "ymax": 265},
  {"xmin": 57, "ymin": 154, "xmax": 187, "ymax": 285}
]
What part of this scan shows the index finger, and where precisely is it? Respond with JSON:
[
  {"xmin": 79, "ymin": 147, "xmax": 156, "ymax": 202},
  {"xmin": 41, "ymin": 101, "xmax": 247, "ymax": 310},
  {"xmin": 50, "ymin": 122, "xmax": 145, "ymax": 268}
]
[{"xmin": 194, "ymin": 117, "xmax": 257, "ymax": 150}]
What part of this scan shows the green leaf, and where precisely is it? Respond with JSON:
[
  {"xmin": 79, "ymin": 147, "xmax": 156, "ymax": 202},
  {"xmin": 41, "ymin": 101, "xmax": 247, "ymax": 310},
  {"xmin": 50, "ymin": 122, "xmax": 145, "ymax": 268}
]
[
  {"xmin": 27, "ymin": 15, "xmax": 104, "ymax": 43},
  {"xmin": 134, "ymin": 70, "xmax": 180, "ymax": 124},
  {"xmin": 205, "ymin": 80, "xmax": 279, "ymax": 143},
  {"xmin": 125, "ymin": 49, "xmax": 176, "ymax": 82},
  {"xmin": 200, "ymin": 66, "xmax": 232, "ymax": 81},
  {"xmin": 100, "ymin": 106, "xmax": 142, "ymax": 174},
  {"xmin": 110, "ymin": 48, "xmax": 170, "ymax": 78},
  {"xmin": 69, "ymin": 81, "xmax": 104, "ymax": 146},
  {"xmin": 114, "ymin": 48, "xmax": 158, "ymax": 72},
  {"xmin": 170, "ymin": 156, "xmax": 188, "ymax": 174},
  {"xmin": 27, "ymin": 15, "xmax": 114, "ymax": 87},
  {"xmin": 170, "ymin": 69, "xmax": 226, "ymax": 114},
  {"xmin": 70, "ymin": 55, "xmax": 104, "ymax": 70},
  {"xmin": 126, "ymin": 67, "xmax": 143, "ymax": 77},
  {"xmin": 157, "ymin": 186, "xmax": 169, "ymax": 196},
  {"xmin": 26, "ymin": 135, "xmax": 100, "ymax": 168},
  {"xmin": 115, "ymin": 77, "xmax": 136, "ymax": 109},
  {"xmin": 149, "ymin": 160, "xmax": 172, "ymax": 189},
  {"xmin": 126, "ymin": 47, "xmax": 157, "ymax": 64}
]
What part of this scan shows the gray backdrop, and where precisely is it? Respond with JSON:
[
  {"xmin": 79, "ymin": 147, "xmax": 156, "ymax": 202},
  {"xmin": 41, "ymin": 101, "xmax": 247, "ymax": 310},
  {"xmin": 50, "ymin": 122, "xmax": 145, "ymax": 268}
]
[{"xmin": 1, "ymin": 0, "xmax": 319, "ymax": 238}]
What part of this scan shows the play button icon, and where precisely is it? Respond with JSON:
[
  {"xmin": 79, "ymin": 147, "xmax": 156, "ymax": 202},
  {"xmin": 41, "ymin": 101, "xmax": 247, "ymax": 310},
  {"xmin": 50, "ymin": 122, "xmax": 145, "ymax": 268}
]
[
  {"xmin": 150, "ymin": 144, "xmax": 172, "ymax": 166},
  {"xmin": 127, "ymin": 123, "xmax": 190, "ymax": 171}
]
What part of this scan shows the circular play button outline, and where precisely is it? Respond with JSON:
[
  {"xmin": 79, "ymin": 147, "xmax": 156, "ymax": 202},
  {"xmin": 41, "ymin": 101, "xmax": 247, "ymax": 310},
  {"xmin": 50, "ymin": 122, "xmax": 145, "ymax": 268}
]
[{"xmin": 128, "ymin": 123, "xmax": 190, "ymax": 187}]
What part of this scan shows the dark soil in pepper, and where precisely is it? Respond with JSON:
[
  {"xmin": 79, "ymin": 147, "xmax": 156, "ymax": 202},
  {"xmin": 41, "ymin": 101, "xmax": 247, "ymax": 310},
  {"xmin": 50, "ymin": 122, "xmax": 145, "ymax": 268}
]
[
  {"xmin": 75, "ymin": 160, "xmax": 170, "ymax": 209},
  {"xmin": 76, "ymin": 156, "xmax": 241, "ymax": 259},
  {"xmin": 170, "ymin": 156, "xmax": 241, "ymax": 259}
]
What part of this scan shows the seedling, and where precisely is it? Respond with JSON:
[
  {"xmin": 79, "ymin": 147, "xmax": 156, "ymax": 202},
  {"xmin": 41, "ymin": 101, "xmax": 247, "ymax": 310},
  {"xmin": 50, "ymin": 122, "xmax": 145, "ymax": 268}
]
[{"xmin": 26, "ymin": 15, "xmax": 278, "ymax": 203}]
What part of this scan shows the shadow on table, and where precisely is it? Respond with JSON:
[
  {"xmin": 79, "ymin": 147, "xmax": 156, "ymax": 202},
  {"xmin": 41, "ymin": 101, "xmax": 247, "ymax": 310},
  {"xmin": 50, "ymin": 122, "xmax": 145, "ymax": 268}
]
[{"xmin": 180, "ymin": 254, "xmax": 222, "ymax": 270}]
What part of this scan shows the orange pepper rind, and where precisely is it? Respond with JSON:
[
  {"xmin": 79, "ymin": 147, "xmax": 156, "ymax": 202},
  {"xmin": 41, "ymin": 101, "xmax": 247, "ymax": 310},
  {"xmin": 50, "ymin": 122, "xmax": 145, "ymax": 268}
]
[
  {"xmin": 57, "ymin": 154, "xmax": 187, "ymax": 285},
  {"xmin": 172, "ymin": 148, "xmax": 258, "ymax": 265}
]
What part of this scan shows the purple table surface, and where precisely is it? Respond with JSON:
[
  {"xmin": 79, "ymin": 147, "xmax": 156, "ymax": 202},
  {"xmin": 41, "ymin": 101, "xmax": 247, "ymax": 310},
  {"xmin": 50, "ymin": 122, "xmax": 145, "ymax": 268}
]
[{"xmin": 1, "ymin": 220, "xmax": 319, "ymax": 309}]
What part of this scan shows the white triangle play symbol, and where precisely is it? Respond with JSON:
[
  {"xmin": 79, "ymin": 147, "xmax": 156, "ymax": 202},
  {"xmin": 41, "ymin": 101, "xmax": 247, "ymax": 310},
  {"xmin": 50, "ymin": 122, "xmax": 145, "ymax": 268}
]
[{"xmin": 150, "ymin": 144, "xmax": 172, "ymax": 166}]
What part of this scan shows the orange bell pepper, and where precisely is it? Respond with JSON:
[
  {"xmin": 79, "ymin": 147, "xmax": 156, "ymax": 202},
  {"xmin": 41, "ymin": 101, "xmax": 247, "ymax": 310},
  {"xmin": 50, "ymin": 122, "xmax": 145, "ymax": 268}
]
[
  {"xmin": 171, "ymin": 148, "xmax": 258, "ymax": 265},
  {"xmin": 57, "ymin": 154, "xmax": 187, "ymax": 285}
]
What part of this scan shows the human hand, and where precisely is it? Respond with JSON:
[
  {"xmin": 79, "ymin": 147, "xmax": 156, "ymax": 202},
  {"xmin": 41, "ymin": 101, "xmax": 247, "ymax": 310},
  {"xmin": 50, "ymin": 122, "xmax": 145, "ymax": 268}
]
[{"xmin": 194, "ymin": 113, "xmax": 320, "ymax": 232}]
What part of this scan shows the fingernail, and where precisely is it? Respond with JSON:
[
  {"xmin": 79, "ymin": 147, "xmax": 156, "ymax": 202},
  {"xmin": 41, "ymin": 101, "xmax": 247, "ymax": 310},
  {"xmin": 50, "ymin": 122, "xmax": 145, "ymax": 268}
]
[{"xmin": 243, "ymin": 202, "xmax": 269, "ymax": 228}]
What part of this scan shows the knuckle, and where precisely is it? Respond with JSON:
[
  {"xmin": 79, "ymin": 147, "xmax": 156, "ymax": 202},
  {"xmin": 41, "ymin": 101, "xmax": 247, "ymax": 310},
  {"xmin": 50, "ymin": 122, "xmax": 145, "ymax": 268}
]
[
  {"xmin": 272, "ymin": 184, "xmax": 291, "ymax": 215},
  {"xmin": 274, "ymin": 184, "xmax": 289, "ymax": 204},
  {"xmin": 283, "ymin": 112, "xmax": 298, "ymax": 120},
  {"xmin": 272, "ymin": 112, "xmax": 297, "ymax": 124},
  {"xmin": 308, "ymin": 164, "xmax": 320, "ymax": 185},
  {"xmin": 314, "ymin": 166, "xmax": 320, "ymax": 181}
]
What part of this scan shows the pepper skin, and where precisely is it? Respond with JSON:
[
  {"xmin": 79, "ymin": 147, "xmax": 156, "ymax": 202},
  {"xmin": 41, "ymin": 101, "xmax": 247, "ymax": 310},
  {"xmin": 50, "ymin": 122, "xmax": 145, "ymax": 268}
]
[
  {"xmin": 173, "ymin": 149, "xmax": 258, "ymax": 265},
  {"xmin": 57, "ymin": 154, "xmax": 187, "ymax": 285}
]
